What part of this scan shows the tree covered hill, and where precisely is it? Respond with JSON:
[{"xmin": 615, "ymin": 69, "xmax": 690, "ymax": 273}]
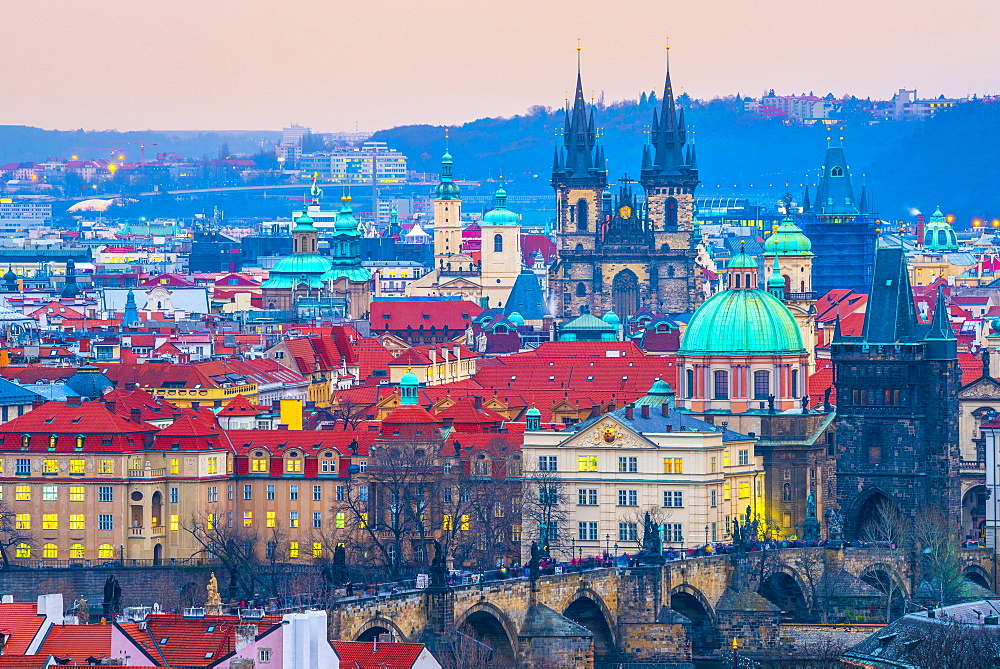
[{"xmin": 372, "ymin": 96, "xmax": 1000, "ymax": 226}]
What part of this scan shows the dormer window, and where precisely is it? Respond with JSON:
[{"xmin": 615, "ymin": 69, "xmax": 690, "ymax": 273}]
[{"xmin": 831, "ymin": 166, "xmax": 844, "ymax": 177}]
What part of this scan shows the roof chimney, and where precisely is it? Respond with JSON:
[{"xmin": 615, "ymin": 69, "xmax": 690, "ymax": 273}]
[
  {"xmin": 130, "ymin": 408, "xmax": 143, "ymax": 423},
  {"xmin": 67, "ymin": 396, "xmax": 83, "ymax": 407},
  {"xmin": 473, "ymin": 396, "xmax": 483, "ymax": 411},
  {"xmin": 625, "ymin": 405, "xmax": 634, "ymax": 419},
  {"xmin": 640, "ymin": 405, "xmax": 650, "ymax": 419},
  {"xmin": 661, "ymin": 403, "xmax": 669, "ymax": 417}
]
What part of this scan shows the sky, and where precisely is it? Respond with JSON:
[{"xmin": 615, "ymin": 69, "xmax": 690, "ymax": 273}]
[{"xmin": 7, "ymin": 0, "xmax": 1000, "ymax": 132}]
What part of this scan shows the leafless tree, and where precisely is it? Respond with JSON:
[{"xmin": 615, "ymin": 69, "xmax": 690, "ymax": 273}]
[
  {"xmin": 521, "ymin": 471, "xmax": 569, "ymax": 560},
  {"xmin": 328, "ymin": 397, "xmax": 370, "ymax": 429},
  {"xmin": 183, "ymin": 512, "xmax": 261, "ymax": 600},
  {"xmin": 0, "ymin": 499, "xmax": 31, "ymax": 569},
  {"xmin": 914, "ymin": 510, "xmax": 966, "ymax": 608},
  {"xmin": 860, "ymin": 498, "xmax": 911, "ymax": 622},
  {"xmin": 895, "ymin": 620, "xmax": 1000, "ymax": 669},
  {"xmin": 793, "ymin": 548, "xmax": 830, "ymax": 623},
  {"xmin": 457, "ymin": 473, "xmax": 520, "ymax": 569}
]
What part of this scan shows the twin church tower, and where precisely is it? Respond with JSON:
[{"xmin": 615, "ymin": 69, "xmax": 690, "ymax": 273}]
[{"xmin": 549, "ymin": 52, "xmax": 701, "ymax": 319}]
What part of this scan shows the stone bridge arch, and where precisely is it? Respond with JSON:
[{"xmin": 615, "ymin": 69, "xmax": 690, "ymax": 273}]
[
  {"xmin": 670, "ymin": 584, "xmax": 719, "ymax": 657},
  {"xmin": 561, "ymin": 588, "xmax": 618, "ymax": 663},
  {"xmin": 354, "ymin": 616, "xmax": 409, "ymax": 642},
  {"xmin": 858, "ymin": 561, "xmax": 908, "ymax": 621},
  {"xmin": 964, "ymin": 564, "xmax": 993, "ymax": 591},
  {"xmin": 455, "ymin": 601, "xmax": 520, "ymax": 667},
  {"xmin": 758, "ymin": 564, "xmax": 811, "ymax": 621}
]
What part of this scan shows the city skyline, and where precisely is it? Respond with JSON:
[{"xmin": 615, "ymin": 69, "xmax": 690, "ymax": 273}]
[{"xmin": 7, "ymin": 0, "xmax": 1000, "ymax": 132}]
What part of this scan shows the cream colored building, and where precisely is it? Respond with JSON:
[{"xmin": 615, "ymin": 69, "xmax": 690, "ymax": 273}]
[{"xmin": 521, "ymin": 401, "xmax": 763, "ymax": 560}]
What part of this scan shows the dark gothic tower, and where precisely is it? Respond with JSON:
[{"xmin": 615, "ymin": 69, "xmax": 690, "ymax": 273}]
[
  {"xmin": 638, "ymin": 48, "xmax": 700, "ymax": 312},
  {"xmin": 831, "ymin": 247, "xmax": 961, "ymax": 539},
  {"xmin": 798, "ymin": 142, "xmax": 877, "ymax": 295}
]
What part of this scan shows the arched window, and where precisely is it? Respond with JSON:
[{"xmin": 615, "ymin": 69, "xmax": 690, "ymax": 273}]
[
  {"xmin": 70, "ymin": 544, "xmax": 84, "ymax": 559},
  {"xmin": 577, "ymin": 199, "xmax": 589, "ymax": 232},
  {"xmin": 830, "ymin": 166, "xmax": 844, "ymax": 177},
  {"xmin": 99, "ymin": 544, "xmax": 114, "ymax": 559},
  {"xmin": 665, "ymin": 197, "xmax": 679, "ymax": 228},
  {"xmin": 576, "ymin": 283, "xmax": 587, "ymax": 297},
  {"xmin": 753, "ymin": 370, "xmax": 770, "ymax": 399},
  {"xmin": 43, "ymin": 543, "xmax": 58, "ymax": 559},
  {"xmin": 713, "ymin": 370, "xmax": 729, "ymax": 400},
  {"xmin": 791, "ymin": 369, "xmax": 799, "ymax": 398},
  {"xmin": 494, "ymin": 234, "xmax": 503, "ymax": 253},
  {"xmin": 575, "ymin": 243, "xmax": 584, "ymax": 250},
  {"xmin": 937, "ymin": 230, "xmax": 947, "ymax": 247},
  {"xmin": 15, "ymin": 543, "xmax": 30, "ymax": 558},
  {"xmin": 734, "ymin": 274, "xmax": 741, "ymax": 289},
  {"xmin": 685, "ymin": 369, "xmax": 694, "ymax": 399}
]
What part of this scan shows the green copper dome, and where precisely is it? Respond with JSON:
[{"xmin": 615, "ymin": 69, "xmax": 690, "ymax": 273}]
[
  {"xmin": 508, "ymin": 311, "xmax": 525, "ymax": 327},
  {"xmin": 525, "ymin": 405, "xmax": 541, "ymax": 418},
  {"xmin": 924, "ymin": 206, "xmax": 958, "ymax": 251},
  {"xmin": 482, "ymin": 187, "xmax": 519, "ymax": 226},
  {"xmin": 679, "ymin": 288, "xmax": 804, "ymax": 355},
  {"xmin": 267, "ymin": 253, "xmax": 332, "ymax": 276},
  {"xmin": 764, "ymin": 218, "xmax": 813, "ymax": 256},
  {"xmin": 434, "ymin": 149, "xmax": 461, "ymax": 201},
  {"xmin": 726, "ymin": 250, "xmax": 758, "ymax": 269},
  {"xmin": 601, "ymin": 310, "xmax": 621, "ymax": 326},
  {"xmin": 334, "ymin": 196, "xmax": 362, "ymax": 235},
  {"xmin": 634, "ymin": 379, "xmax": 676, "ymax": 407},
  {"xmin": 292, "ymin": 211, "xmax": 316, "ymax": 232},
  {"xmin": 321, "ymin": 266, "xmax": 373, "ymax": 283}
]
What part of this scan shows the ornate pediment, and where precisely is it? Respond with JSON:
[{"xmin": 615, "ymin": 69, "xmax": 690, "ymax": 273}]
[
  {"xmin": 958, "ymin": 376, "xmax": 1000, "ymax": 400},
  {"xmin": 561, "ymin": 416, "xmax": 655, "ymax": 450}
]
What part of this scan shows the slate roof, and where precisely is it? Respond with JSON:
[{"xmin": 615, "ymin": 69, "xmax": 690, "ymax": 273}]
[
  {"xmin": 716, "ymin": 587, "xmax": 780, "ymax": 612},
  {"xmin": 503, "ymin": 270, "xmax": 550, "ymax": 320},
  {"xmin": 519, "ymin": 603, "xmax": 593, "ymax": 638},
  {"xmin": 579, "ymin": 405, "xmax": 751, "ymax": 442},
  {"xmin": 0, "ymin": 377, "xmax": 42, "ymax": 405}
]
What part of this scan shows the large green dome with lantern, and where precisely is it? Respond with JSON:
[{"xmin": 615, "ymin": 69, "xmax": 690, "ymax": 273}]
[
  {"xmin": 679, "ymin": 288, "xmax": 804, "ymax": 355},
  {"xmin": 765, "ymin": 218, "xmax": 813, "ymax": 256}
]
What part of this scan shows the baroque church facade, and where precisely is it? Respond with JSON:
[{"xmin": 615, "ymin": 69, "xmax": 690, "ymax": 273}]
[{"xmin": 548, "ymin": 58, "xmax": 701, "ymax": 320}]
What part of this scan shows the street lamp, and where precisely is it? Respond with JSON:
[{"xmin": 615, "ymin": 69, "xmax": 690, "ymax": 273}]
[
  {"xmin": 605, "ymin": 533, "xmax": 610, "ymax": 557},
  {"xmin": 705, "ymin": 525, "xmax": 710, "ymax": 550}
]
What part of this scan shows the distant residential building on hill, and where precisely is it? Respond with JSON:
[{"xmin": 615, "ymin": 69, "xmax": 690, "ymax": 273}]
[{"xmin": 299, "ymin": 142, "xmax": 407, "ymax": 184}]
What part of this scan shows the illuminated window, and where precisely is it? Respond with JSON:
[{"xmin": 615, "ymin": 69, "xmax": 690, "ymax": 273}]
[
  {"xmin": 98, "ymin": 460, "xmax": 114, "ymax": 474},
  {"xmin": 577, "ymin": 456, "xmax": 598, "ymax": 472},
  {"xmin": 15, "ymin": 513, "xmax": 30, "ymax": 529},
  {"xmin": 312, "ymin": 542, "xmax": 323, "ymax": 558},
  {"xmin": 170, "ymin": 515, "xmax": 179, "ymax": 531},
  {"xmin": 243, "ymin": 512, "xmax": 253, "ymax": 527},
  {"xmin": 289, "ymin": 512, "xmax": 299, "ymax": 528},
  {"xmin": 16, "ymin": 543, "xmax": 30, "ymax": 558},
  {"xmin": 289, "ymin": 542, "xmax": 299, "ymax": 558},
  {"xmin": 286, "ymin": 459, "xmax": 302, "ymax": 473},
  {"xmin": 70, "ymin": 544, "xmax": 84, "ymax": 559},
  {"xmin": 251, "ymin": 459, "xmax": 269, "ymax": 472},
  {"xmin": 443, "ymin": 514, "xmax": 453, "ymax": 531},
  {"xmin": 723, "ymin": 451, "xmax": 731, "ymax": 467},
  {"xmin": 43, "ymin": 486, "xmax": 57, "ymax": 501},
  {"xmin": 15, "ymin": 486, "xmax": 30, "ymax": 501},
  {"xmin": 43, "ymin": 514, "xmax": 58, "ymax": 530},
  {"xmin": 336, "ymin": 512, "xmax": 345, "ymax": 529},
  {"xmin": 207, "ymin": 457, "xmax": 218, "ymax": 474},
  {"xmin": 99, "ymin": 544, "xmax": 114, "ymax": 559},
  {"xmin": 266, "ymin": 511, "xmax": 276, "ymax": 528},
  {"xmin": 724, "ymin": 483, "xmax": 731, "ymax": 500},
  {"xmin": 460, "ymin": 515, "xmax": 470, "ymax": 531},
  {"xmin": 42, "ymin": 459, "xmax": 57, "ymax": 474},
  {"xmin": 69, "ymin": 459, "xmax": 85, "ymax": 474},
  {"xmin": 512, "ymin": 524, "xmax": 521, "ymax": 542},
  {"xmin": 131, "ymin": 458, "xmax": 142, "ymax": 470},
  {"xmin": 663, "ymin": 458, "xmax": 683, "ymax": 474},
  {"xmin": 359, "ymin": 512, "xmax": 368, "ymax": 529},
  {"xmin": 207, "ymin": 513, "xmax": 215, "ymax": 530},
  {"xmin": 738, "ymin": 481, "xmax": 750, "ymax": 498},
  {"xmin": 170, "ymin": 458, "xmax": 180, "ymax": 474},
  {"xmin": 70, "ymin": 514, "xmax": 84, "ymax": 530}
]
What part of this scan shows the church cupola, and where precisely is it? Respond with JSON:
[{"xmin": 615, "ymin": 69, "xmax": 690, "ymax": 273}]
[
  {"xmin": 400, "ymin": 368, "xmax": 420, "ymax": 405},
  {"xmin": 923, "ymin": 206, "xmax": 958, "ymax": 251},
  {"xmin": 525, "ymin": 405, "xmax": 541, "ymax": 431},
  {"xmin": 434, "ymin": 144, "xmax": 461, "ymax": 201},
  {"xmin": 725, "ymin": 245, "xmax": 759, "ymax": 290},
  {"xmin": 291, "ymin": 210, "xmax": 318, "ymax": 255},
  {"xmin": 768, "ymin": 257, "xmax": 786, "ymax": 299}
]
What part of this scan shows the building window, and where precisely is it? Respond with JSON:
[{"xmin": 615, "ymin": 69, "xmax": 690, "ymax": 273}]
[
  {"xmin": 493, "ymin": 234, "xmax": 503, "ymax": 253},
  {"xmin": 321, "ymin": 459, "xmax": 336, "ymax": 473},
  {"xmin": 98, "ymin": 486, "xmax": 113, "ymax": 502},
  {"xmin": 43, "ymin": 543, "xmax": 58, "ymax": 559},
  {"xmin": 43, "ymin": 514, "xmax": 58, "ymax": 530},
  {"xmin": 207, "ymin": 486, "xmax": 218, "ymax": 503},
  {"xmin": 578, "ymin": 456, "xmax": 598, "ymax": 472},
  {"xmin": 738, "ymin": 481, "xmax": 751, "ymax": 498},
  {"xmin": 358, "ymin": 460, "xmax": 367, "ymax": 473},
  {"xmin": 70, "ymin": 544, "xmax": 84, "ymax": 559},
  {"xmin": 578, "ymin": 489, "xmax": 598, "ymax": 506},
  {"xmin": 69, "ymin": 486, "xmax": 84, "ymax": 502},
  {"xmin": 714, "ymin": 370, "xmax": 729, "ymax": 400},
  {"xmin": 618, "ymin": 522, "xmax": 638, "ymax": 543},
  {"xmin": 267, "ymin": 485, "xmax": 275, "ymax": 500},
  {"xmin": 685, "ymin": 369, "xmax": 694, "ymax": 399},
  {"xmin": 251, "ymin": 458, "xmax": 268, "ymax": 472},
  {"xmin": 336, "ymin": 485, "xmax": 345, "ymax": 501},
  {"xmin": 289, "ymin": 485, "xmax": 299, "ymax": 501},
  {"xmin": 207, "ymin": 457, "xmax": 218, "ymax": 474},
  {"xmin": 243, "ymin": 512, "xmax": 253, "ymax": 527},
  {"xmin": 266, "ymin": 512, "xmax": 276, "ymax": 528},
  {"xmin": 286, "ymin": 459, "xmax": 302, "ymax": 473},
  {"xmin": 313, "ymin": 512, "xmax": 322, "ymax": 528},
  {"xmin": 618, "ymin": 490, "xmax": 638, "ymax": 506},
  {"xmin": 710, "ymin": 456, "xmax": 717, "ymax": 473},
  {"xmin": 538, "ymin": 456, "xmax": 558, "ymax": 472},
  {"xmin": 665, "ymin": 523, "xmax": 683, "ymax": 543},
  {"xmin": 336, "ymin": 512, "xmax": 345, "ymax": 529},
  {"xmin": 538, "ymin": 487, "xmax": 558, "ymax": 505},
  {"xmin": 266, "ymin": 542, "xmax": 276, "ymax": 559},
  {"xmin": 69, "ymin": 459, "xmax": 85, "ymax": 474},
  {"xmin": 724, "ymin": 483, "xmax": 731, "ymax": 500},
  {"xmin": 577, "ymin": 199, "xmax": 589, "ymax": 232},
  {"xmin": 99, "ymin": 514, "xmax": 113, "ymax": 531},
  {"xmin": 15, "ymin": 513, "xmax": 30, "ymax": 529},
  {"xmin": 98, "ymin": 460, "xmax": 114, "ymax": 474},
  {"xmin": 313, "ymin": 485, "xmax": 322, "ymax": 501},
  {"xmin": 259, "ymin": 648, "xmax": 272, "ymax": 663},
  {"xmin": 70, "ymin": 514, "xmax": 85, "ymax": 530},
  {"xmin": 359, "ymin": 485, "xmax": 369, "ymax": 501},
  {"xmin": 663, "ymin": 491, "xmax": 683, "ymax": 507},
  {"xmin": 791, "ymin": 369, "xmax": 799, "ymax": 398},
  {"xmin": 15, "ymin": 485, "xmax": 30, "ymax": 501},
  {"xmin": 42, "ymin": 459, "xmax": 57, "ymax": 474},
  {"xmin": 618, "ymin": 456, "xmax": 637, "ymax": 473},
  {"xmin": 711, "ymin": 489, "xmax": 717, "ymax": 507},
  {"xmin": 244, "ymin": 484, "xmax": 252, "ymax": 500},
  {"xmin": 578, "ymin": 521, "xmax": 598, "ymax": 541},
  {"xmin": 753, "ymin": 370, "xmax": 770, "ymax": 399},
  {"xmin": 312, "ymin": 542, "xmax": 323, "ymax": 558},
  {"xmin": 168, "ymin": 487, "xmax": 178, "ymax": 504},
  {"xmin": 461, "ymin": 514, "xmax": 471, "ymax": 531},
  {"xmin": 665, "ymin": 197, "xmax": 678, "ymax": 228},
  {"xmin": 288, "ymin": 542, "xmax": 299, "ymax": 559},
  {"xmin": 663, "ymin": 458, "xmax": 683, "ymax": 474},
  {"xmin": 99, "ymin": 544, "xmax": 114, "ymax": 558},
  {"xmin": 15, "ymin": 458, "xmax": 30, "ymax": 475},
  {"xmin": 290, "ymin": 512, "xmax": 299, "ymax": 528},
  {"xmin": 170, "ymin": 458, "xmax": 180, "ymax": 474},
  {"xmin": 738, "ymin": 449, "xmax": 750, "ymax": 466},
  {"xmin": 170, "ymin": 515, "xmax": 179, "ymax": 531}
]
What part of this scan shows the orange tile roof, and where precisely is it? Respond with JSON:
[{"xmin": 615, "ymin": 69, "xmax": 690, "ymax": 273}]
[
  {"xmin": 116, "ymin": 613, "xmax": 281, "ymax": 667},
  {"xmin": 331, "ymin": 640, "xmax": 427, "ymax": 668},
  {"xmin": 216, "ymin": 394, "xmax": 263, "ymax": 417},
  {"xmin": 0, "ymin": 603, "xmax": 43, "ymax": 655},
  {"xmin": 37, "ymin": 624, "xmax": 112, "ymax": 662}
]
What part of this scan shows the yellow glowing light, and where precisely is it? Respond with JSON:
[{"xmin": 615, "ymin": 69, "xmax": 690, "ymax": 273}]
[
  {"xmin": 946, "ymin": 215, "xmax": 955, "ymax": 223},
  {"xmin": 118, "ymin": 154, "xmax": 125, "ymax": 160},
  {"xmin": 71, "ymin": 155, "xmax": 78, "ymax": 160},
  {"xmin": 993, "ymin": 220, "xmax": 1000, "ymax": 228},
  {"xmin": 974, "ymin": 220, "xmax": 983, "ymax": 227}
]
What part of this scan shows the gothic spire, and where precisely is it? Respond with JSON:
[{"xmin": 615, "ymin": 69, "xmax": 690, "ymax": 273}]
[
  {"xmin": 553, "ymin": 43, "xmax": 603, "ymax": 185},
  {"xmin": 861, "ymin": 247, "xmax": 918, "ymax": 343},
  {"xmin": 642, "ymin": 40, "xmax": 690, "ymax": 179},
  {"xmin": 924, "ymin": 285, "xmax": 954, "ymax": 341}
]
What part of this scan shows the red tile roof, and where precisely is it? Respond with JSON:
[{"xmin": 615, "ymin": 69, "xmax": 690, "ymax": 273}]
[
  {"xmin": 217, "ymin": 394, "xmax": 263, "ymax": 417},
  {"xmin": 116, "ymin": 613, "xmax": 282, "ymax": 667},
  {"xmin": 0, "ymin": 603, "xmax": 42, "ymax": 655},
  {"xmin": 38, "ymin": 623, "xmax": 112, "ymax": 662},
  {"xmin": 331, "ymin": 640, "xmax": 428, "ymax": 669},
  {"xmin": 0, "ymin": 400, "xmax": 156, "ymax": 452},
  {"xmin": 370, "ymin": 299, "xmax": 482, "ymax": 333}
]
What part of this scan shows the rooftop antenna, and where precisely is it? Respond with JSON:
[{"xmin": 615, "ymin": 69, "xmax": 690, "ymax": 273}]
[
  {"xmin": 665, "ymin": 36, "xmax": 670, "ymax": 71},
  {"xmin": 577, "ymin": 37, "xmax": 582, "ymax": 73}
]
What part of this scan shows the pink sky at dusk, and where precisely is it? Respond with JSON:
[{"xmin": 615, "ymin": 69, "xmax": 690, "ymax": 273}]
[{"xmin": 7, "ymin": 0, "xmax": 998, "ymax": 132}]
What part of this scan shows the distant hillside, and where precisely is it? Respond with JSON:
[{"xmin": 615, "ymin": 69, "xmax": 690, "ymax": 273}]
[
  {"xmin": 0, "ymin": 127, "xmax": 279, "ymax": 164},
  {"xmin": 372, "ymin": 97, "xmax": 1000, "ymax": 226}
]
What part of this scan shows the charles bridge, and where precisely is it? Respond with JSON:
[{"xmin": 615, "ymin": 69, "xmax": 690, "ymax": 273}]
[{"xmin": 328, "ymin": 546, "xmax": 996, "ymax": 668}]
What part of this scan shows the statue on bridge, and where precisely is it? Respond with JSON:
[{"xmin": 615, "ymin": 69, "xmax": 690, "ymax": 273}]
[
  {"xmin": 802, "ymin": 490, "xmax": 822, "ymax": 541},
  {"xmin": 825, "ymin": 508, "xmax": 844, "ymax": 541},
  {"xmin": 637, "ymin": 512, "xmax": 665, "ymax": 565},
  {"xmin": 527, "ymin": 541, "xmax": 541, "ymax": 581},
  {"xmin": 102, "ymin": 575, "xmax": 122, "ymax": 618},
  {"xmin": 429, "ymin": 541, "xmax": 449, "ymax": 591}
]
